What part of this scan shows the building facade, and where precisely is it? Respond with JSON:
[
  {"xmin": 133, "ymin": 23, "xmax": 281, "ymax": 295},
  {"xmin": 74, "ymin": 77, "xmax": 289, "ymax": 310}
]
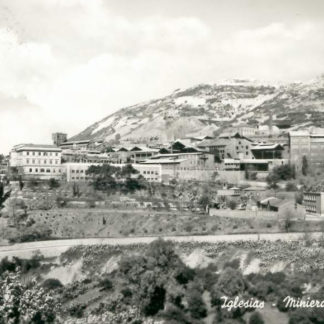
[
  {"xmin": 52, "ymin": 132, "xmax": 67, "ymax": 146},
  {"xmin": 303, "ymin": 192, "xmax": 324, "ymax": 216},
  {"xmin": 10, "ymin": 144, "xmax": 63, "ymax": 180},
  {"xmin": 199, "ymin": 134, "xmax": 254, "ymax": 161},
  {"xmin": 289, "ymin": 130, "xmax": 324, "ymax": 171}
]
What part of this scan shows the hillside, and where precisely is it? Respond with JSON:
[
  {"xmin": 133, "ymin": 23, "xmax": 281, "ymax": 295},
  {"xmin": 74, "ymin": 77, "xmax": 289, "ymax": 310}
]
[{"xmin": 70, "ymin": 76, "xmax": 324, "ymax": 143}]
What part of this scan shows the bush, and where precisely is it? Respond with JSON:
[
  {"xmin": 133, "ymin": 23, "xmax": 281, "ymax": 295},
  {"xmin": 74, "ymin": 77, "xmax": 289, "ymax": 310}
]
[
  {"xmin": 228, "ymin": 200, "xmax": 237, "ymax": 210},
  {"xmin": 68, "ymin": 304, "xmax": 86, "ymax": 318},
  {"xmin": 288, "ymin": 310, "xmax": 312, "ymax": 324},
  {"xmin": 224, "ymin": 258, "xmax": 240, "ymax": 270},
  {"xmin": 159, "ymin": 305, "xmax": 192, "ymax": 324},
  {"xmin": 175, "ymin": 266, "xmax": 195, "ymax": 285},
  {"xmin": 186, "ymin": 289, "xmax": 207, "ymax": 319},
  {"xmin": 98, "ymin": 277, "xmax": 113, "ymax": 291},
  {"xmin": 27, "ymin": 179, "xmax": 40, "ymax": 190},
  {"xmin": 9, "ymin": 226, "xmax": 52, "ymax": 243},
  {"xmin": 48, "ymin": 178, "xmax": 60, "ymax": 189},
  {"xmin": 249, "ymin": 311, "xmax": 264, "ymax": 324},
  {"xmin": 42, "ymin": 278, "xmax": 63, "ymax": 290},
  {"xmin": 215, "ymin": 268, "xmax": 245, "ymax": 297},
  {"xmin": 285, "ymin": 182, "xmax": 297, "ymax": 192}
]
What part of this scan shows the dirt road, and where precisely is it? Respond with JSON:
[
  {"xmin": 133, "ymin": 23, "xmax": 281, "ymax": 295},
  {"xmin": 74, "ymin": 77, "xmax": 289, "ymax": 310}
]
[{"xmin": 0, "ymin": 232, "xmax": 322, "ymax": 259}]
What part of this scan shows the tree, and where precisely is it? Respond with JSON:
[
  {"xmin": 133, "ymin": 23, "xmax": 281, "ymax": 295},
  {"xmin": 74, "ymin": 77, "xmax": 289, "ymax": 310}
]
[
  {"xmin": 72, "ymin": 182, "xmax": 80, "ymax": 197},
  {"xmin": 0, "ymin": 272, "xmax": 59, "ymax": 323},
  {"xmin": 285, "ymin": 181, "xmax": 297, "ymax": 192},
  {"xmin": 295, "ymin": 191, "xmax": 303, "ymax": 204},
  {"xmin": 18, "ymin": 176, "xmax": 24, "ymax": 191},
  {"xmin": 267, "ymin": 164, "xmax": 296, "ymax": 188},
  {"xmin": 266, "ymin": 172, "xmax": 280, "ymax": 189},
  {"xmin": 214, "ymin": 267, "xmax": 245, "ymax": 297},
  {"xmin": 86, "ymin": 164, "xmax": 145, "ymax": 194},
  {"xmin": 302, "ymin": 156, "xmax": 308, "ymax": 176},
  {"xmin": 228, "ymin": 199, "xmax": 237, "ymax": 210},
  {"xmin": 48, "ymin": 178, "xmax": 60, "ymax": 190},
  {"xmin": 0, "ymin": 182, "xmax": 10, "ymax": 208},
  {"xmin": 281, "ymin": 209, "xmax": 294, "ymax": 233},
  {"xmin": 199, "ymin": 195, "xmax": 210, "ymax": 209}
]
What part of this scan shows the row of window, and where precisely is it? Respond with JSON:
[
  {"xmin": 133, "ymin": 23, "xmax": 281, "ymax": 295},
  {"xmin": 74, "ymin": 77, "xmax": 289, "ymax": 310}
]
[
  {"xmin": 23, "ymin": 151, "xmax": 59, "ymax": 156},
  {"xmin": 71, "ymin": 169, "xmax": 85, "ymax": 173},
  {"xmin": 304, "ymin": 195, "xmax": 318, "ymax": 201},
  {"xmin": 71, "ymin": 177, "xmax": 89, "ymax": 180},
  {"xmin": 26, "ymin": 159, "xmax": 60, "ymax": 165},
  {"xmin": 28, "ymin": 168, "xmax": 62, "ymax": 173},
  {"xmin": 306, "ymin": 206, "xmax": 317, "ymax": 213},
  {"xmin": 144, "ymin": 177, "xmax": 159, "ymax": 182},
  {"xmin": 142, "ymin": 170, "xmax": 159, "ymax": 175}
]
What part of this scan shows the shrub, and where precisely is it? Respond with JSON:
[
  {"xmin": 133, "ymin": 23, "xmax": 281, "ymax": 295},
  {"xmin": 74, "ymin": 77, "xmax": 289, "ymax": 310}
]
[
  {"xmin": 249, "ymin": 311, "xmax": 265, "ymax": 324},
  {"xmin": 42, "ymin": 278, "xmax": 63, "ymax": 290},
  {"xmin": 285, "ymin": 182, "xmax": 297, "ymax": 192},
  {"xmin": 48, "ymin": 178, "xmax": 60, "ymax": 189},
  {"xmin": 98, "ymin": 277, "xmax": 113, "ymax": 291},
  {"xmin": 228, "ymin": 200, "xmax": 237, "ymax": 210},
  {"xmin": 288, "ymin": 310, "xmax": 312, "ymax": 324},
  {"xmin": 68, "ymin": 304, "xmax": 86, "ymax": 318},
  {"xmin": 215, "ymin": 268, "xmax": 245, "ymax": 297},
  {"xmin": 159, "ymin": 305, "xmax": 192, "ymax": 324},
  {"xmin": 224, "ymin": 258, "xmax": 240, "ymax": 270},
  {"xmin": 175, "ymin": 266, "xmax": 195, "ymax": 285},
  {"xmin": 186, "ymin": 289, "xmax": 207, "ymax": 319}
]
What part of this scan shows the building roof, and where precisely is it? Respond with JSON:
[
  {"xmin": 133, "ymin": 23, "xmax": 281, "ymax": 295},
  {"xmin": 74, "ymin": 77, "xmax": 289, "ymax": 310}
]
[
  {"xmin": 224, "ymin": 158, "xmax": 240, "ymax": 163},
  {"xmin": 240, "ymin": 159, "xmax": 270, "ymax": 164},
  {"xmin": 198, "ymin": 138, "xmax": 230, "ymax": 147},
  {"xmin": 259, "ymin": 197, "xmax": 292, "ymax": 208},
  {"xmin": 60, "ymin": 140, "xmax": 90, "ymax": 145},
  {"xmin": 289, "ymin": 131, "xmax": 309, "ymax": 136},
  {"xmin": 251, "ymin": 144, "xmax": 284, "ymax": 150},
  {"xmin": 13, "ymin": 144, "xmax": 62, "ymax": 152},
  {"xmin": 243, "ymin": 186, "xmax": 266, "ymax": 191},
  {"xmin": 141, "ymin": 158, "xmax": 186, "ymax": 165},
  {"xmin": 151, "ymin": 152, "xmax": 210, "ymax": 159}
]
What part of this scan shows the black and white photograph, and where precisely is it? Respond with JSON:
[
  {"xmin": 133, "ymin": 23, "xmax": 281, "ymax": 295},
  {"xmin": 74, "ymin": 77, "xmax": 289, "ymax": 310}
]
[{"xmin": 0, "ymin": 0, "xmax": 324, "ymax": 323}]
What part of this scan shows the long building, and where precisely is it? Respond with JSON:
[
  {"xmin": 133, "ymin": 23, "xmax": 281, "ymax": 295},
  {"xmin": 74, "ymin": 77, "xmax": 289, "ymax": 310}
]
[{"xmin": 10, "ymin": 144, "xmax": 63, "ymax": 179}]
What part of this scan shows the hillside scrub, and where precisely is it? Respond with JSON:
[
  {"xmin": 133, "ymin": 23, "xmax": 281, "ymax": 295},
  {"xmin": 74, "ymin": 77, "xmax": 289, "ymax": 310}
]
[{"xmin": 45, "ymin": 239, "xmax": 324, "ymax": 322}]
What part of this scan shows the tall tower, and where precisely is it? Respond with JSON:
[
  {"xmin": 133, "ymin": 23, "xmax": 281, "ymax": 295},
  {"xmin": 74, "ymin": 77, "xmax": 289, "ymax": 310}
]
[{"xmin": 52, "ymin": 133, "xmax": 67, "ymax": 146}]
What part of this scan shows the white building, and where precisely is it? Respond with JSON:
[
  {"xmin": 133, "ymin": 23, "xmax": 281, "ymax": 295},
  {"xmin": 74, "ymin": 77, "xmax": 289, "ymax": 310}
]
[
  {"xmin": 132, "ymin": 164, "xmax": 162, "ymax": 182},
  {"xmin": 64, "ymin": 162, "xmax": 97, "ymax": 182},
  {"xmin": 141, "ymin": 152, "xmax": 217, "ymax": 182},
  {"xmin": 63, "ymin": 162, "xmax": 162, "ymax": 183},
  {"xmin": 10, "ymin": 144, "xmax": 63, "ymax": 180}
]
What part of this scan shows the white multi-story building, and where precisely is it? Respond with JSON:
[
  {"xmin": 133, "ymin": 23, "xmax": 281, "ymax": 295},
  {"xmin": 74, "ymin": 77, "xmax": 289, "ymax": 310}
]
[
  {"xmin": 63, "ymin": 162, "xmax": 162, "ymax": 183},
  {"xmin": 10, "ymin": 144, "xmax": 63, "ymax": 179},
  {"xmin": 63, "ymin": 162, "xmax": 97, "ymax": 182}
]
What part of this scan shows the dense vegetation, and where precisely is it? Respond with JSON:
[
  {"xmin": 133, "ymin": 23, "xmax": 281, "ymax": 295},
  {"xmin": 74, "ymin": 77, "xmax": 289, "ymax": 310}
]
[
  {"xmin": 266, "ymin": 164, "xmax": 296, "ymax": 188},
  {"xmin": 0, "ymin": 240, "xmax": 318, "ymax": 324}
]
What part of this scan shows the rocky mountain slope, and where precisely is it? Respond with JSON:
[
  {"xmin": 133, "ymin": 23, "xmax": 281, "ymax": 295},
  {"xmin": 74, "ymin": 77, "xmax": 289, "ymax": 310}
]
[{"xmin": 70, "ymin": 76, "xmax": 324, "ymax": 143}]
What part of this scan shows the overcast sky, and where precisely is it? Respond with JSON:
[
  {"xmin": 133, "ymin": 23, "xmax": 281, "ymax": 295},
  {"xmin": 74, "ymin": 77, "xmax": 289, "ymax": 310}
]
[{"xmin": 0, "ymin": 0, "xmax": 324, "ymax": 153}]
